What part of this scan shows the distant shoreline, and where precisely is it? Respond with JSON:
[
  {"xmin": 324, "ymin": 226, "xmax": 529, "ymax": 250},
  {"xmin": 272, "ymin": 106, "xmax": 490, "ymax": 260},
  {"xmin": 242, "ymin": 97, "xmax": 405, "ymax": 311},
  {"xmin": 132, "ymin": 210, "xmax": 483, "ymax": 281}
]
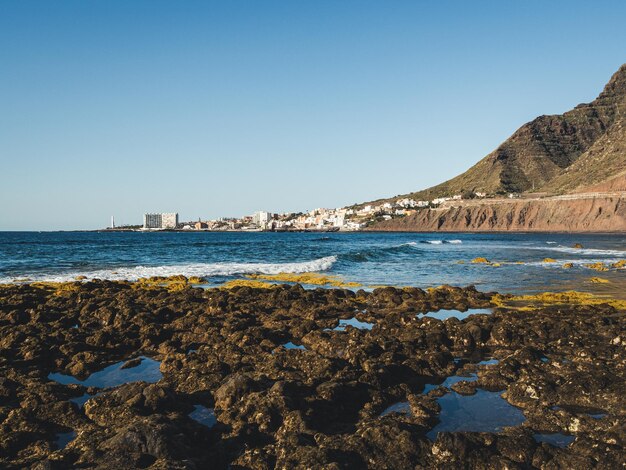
[
  {"xmin": 1, "ymin": 229, "xmax": 626, "ymax": 234},
  {"xmin": 88, "ymin": 228, "xmax": 626, "ymax": 234},
  {"xmin": 92, "ymin": 227, "xmax": 344, "ymax": 233}
]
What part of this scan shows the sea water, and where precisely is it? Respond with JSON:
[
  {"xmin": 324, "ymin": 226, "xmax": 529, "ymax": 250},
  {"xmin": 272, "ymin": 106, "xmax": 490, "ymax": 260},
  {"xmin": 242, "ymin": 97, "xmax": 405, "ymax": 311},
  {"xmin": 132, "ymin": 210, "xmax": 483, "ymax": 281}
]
[{"xmin": 1, "ymin": 232, "xmax": 625, "ymax": 296}]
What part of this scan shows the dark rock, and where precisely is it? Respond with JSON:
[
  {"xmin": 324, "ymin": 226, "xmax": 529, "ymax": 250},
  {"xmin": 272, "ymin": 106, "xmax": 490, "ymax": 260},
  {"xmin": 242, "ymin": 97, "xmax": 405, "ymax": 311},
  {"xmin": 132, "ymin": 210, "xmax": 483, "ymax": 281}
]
[{"xmin": 0, "ymin": 281, "xmax": 623, "ymax": 468}]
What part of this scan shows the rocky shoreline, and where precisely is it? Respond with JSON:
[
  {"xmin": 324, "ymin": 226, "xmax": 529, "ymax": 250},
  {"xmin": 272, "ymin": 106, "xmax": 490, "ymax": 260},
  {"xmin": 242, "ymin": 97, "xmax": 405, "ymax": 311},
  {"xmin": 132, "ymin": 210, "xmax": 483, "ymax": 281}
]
[
  {"xmin": 1, "ymin": 281, "xmax": 624, "ymax": 469},
  {"xmin": 367, "ymin": 196, "xmax": 626, "ymax": 232}
]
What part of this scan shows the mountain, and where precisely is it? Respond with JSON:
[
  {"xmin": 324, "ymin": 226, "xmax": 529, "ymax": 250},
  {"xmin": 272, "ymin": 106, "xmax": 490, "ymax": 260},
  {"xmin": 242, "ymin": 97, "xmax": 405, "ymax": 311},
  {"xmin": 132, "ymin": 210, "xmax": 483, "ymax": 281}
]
[
  {"xmin": 368, "ymin": 63, "xmax": 626, "ymax": 205},
  {"xmin": 541, "ymin": 116, "xmax": 626, "ymax": 194},
  {"xmin": 363, "ymin": 64, "xmax": 626, "ymax": 232}
]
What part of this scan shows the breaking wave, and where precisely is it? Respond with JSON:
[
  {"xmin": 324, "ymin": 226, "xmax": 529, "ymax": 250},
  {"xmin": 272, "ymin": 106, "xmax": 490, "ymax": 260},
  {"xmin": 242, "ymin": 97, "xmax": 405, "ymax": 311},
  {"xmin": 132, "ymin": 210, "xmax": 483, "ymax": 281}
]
[
  {"xmin": 1, "ymin": 256, "xmax": 338, "ymax": 283},
  {"xmin": 340, "ymin": 242, "xmax": 422, "ymax": 262},
  {"xmin": 420, "ymin": 239, "xmax": 463, "ymax": 245}
]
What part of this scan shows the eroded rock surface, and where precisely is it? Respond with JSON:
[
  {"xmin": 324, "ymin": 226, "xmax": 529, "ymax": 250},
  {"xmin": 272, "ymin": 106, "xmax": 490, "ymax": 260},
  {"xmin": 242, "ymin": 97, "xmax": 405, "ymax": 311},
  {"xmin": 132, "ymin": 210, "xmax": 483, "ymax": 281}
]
[{"xmin": 0, "ymin": 282, "xmax": 624, "ymax": 468}]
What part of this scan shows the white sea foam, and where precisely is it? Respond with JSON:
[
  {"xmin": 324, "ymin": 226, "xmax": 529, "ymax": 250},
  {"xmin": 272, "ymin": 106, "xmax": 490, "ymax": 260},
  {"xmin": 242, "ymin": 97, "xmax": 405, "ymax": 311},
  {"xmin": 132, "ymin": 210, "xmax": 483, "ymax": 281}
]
[
  {"xmin": 521, "ymin": 257, "xmax": 624, "ymax": 267},
  {"xmin": 1, "ymin": 256, "xmax": 338, "ymax": 283},
  {"xmin": 484, "ymin": 243, "xmax": 626, "ymax": 258},
  {"xmin": 447, "ymin": 240, "xmax": 463, "ymax": 244},
  {"xmin": 543, "ymin": 246, "xmax": 626, "ymax": 257}
]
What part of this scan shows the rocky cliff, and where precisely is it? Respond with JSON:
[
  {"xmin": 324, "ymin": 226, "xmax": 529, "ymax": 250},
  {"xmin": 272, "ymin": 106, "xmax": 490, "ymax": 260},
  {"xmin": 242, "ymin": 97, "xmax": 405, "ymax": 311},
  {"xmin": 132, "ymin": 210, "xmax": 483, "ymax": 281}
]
[
  {"xmin": 362, "ymin": 63, "xmax": 626, "ymax": 208},
  {"xmin": 364, "ymin": 63, "xmax": 626, "ymax": 232},
  {"xmin": 369, "ymin": 195, "xmax": 626, "ymax": 232}
]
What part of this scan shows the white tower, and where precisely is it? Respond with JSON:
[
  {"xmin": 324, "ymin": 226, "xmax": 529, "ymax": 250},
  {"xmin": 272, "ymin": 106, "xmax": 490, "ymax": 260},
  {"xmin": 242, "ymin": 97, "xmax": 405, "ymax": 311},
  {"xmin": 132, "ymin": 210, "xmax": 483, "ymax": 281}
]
[{"xmin": 111, "ymin": 216, "xmax": 115, "ymax": 229}]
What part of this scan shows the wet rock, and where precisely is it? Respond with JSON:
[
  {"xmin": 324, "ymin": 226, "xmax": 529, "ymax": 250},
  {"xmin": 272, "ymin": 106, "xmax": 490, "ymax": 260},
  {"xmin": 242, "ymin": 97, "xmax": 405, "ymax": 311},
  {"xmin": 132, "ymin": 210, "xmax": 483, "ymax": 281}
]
[
  {"xmin": 0, "ymin": 281, "xmax": 623, "ymax": 468},
  {"xmin": 451, "ymin": 380, "xmax": 478, "ymax": 395}
]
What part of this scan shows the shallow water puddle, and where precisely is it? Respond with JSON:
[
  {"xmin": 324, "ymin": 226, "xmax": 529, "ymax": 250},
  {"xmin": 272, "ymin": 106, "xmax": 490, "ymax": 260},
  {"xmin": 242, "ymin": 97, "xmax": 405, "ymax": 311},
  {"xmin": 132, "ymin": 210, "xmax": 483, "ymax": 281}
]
[
  {"xmin": 382, "ymin": 359, "xmax": 526, "ymax": 439},
  {"xmin": 534, "ymin": 433, "xmax": 575, "ymax": 447},
  {"xmin": 422, "ymin": 359, "xmax": 499, "ymax": 394},
  {"xmin": 427, "ymin": 390, "xmax": 525, "ymax": 440},
  {"xmin": 55, "ymin": 431, "xmax": 76, "ymax": 449},
  {"xmin": 282, "ymin": 342, "xmax": 306, "ymax": 350},
  {"xmin": 382, "ymin": 359, "xmax": 501, "ymax": 417},
  {"xmin": 189, "ymin": 405, "xmax": 217, "ymax": 428},
  {"xmin": 422, "ymin": 374, "xmax": 476, "ymax": 394},
  {"xmin": 334, "ymin": 317, "xmax": 374, "ymax": 331},
  {"xmin": 551, "ymin": 405, "xmax": 607, "ymax": 419},
  {"xmin": 421, "ymin": 308, "xmax": 492, "ymax": 321},
  {"xmin": 48, "ymin": 356, "xmax": 162, "ymax": 388},
  {"xmin": 69, "ymin": 392, "xmax": 100, "ymax": 408},
  {"xmin": 380, "ymin": 401, "xmax": 411, "ymax": 416},
  {"xmin": 477, "ymin": 359, "xmax": 499, "ymax": 366}
]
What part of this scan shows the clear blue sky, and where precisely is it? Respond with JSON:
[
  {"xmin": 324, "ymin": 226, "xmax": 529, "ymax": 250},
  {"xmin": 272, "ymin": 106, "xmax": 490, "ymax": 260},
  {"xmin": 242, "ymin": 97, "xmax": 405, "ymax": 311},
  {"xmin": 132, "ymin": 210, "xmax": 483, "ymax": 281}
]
[{"xmin": 1, "ymin": 1, "xmax": 625, "ymax": 230}]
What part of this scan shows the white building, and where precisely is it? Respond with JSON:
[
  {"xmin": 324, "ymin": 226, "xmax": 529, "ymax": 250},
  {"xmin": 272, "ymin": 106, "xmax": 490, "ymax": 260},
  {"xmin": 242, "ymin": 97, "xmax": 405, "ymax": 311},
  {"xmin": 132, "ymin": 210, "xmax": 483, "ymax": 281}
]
[
  {"xmin": 332, "ymin": 212, "xmax": 346, "ymax": 227},
  {"xmin": 252, "ymin": 211, "xmax": 272, "ymax": 227},
  {"xmin": 396, "ymin": 198, "xmax": 418, "ymax": 208},
  {"xmin": 345, "ymin": 221, "xmax": 363, "ymax": 230},
  {"xmin": 431, "ymin": 198, "xmax": 450, "ymax": 205},
  {"xmin": 143, "ymin": 213, "xmax": 179, "ymax": 229}
]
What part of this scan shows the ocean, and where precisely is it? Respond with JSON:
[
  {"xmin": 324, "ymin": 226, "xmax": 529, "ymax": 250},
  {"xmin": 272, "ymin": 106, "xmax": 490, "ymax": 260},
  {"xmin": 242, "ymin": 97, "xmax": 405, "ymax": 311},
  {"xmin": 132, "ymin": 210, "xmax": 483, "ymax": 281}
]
[{"xmin": 1, "ymin": 231, "xmax": 625, "ymax": 296}]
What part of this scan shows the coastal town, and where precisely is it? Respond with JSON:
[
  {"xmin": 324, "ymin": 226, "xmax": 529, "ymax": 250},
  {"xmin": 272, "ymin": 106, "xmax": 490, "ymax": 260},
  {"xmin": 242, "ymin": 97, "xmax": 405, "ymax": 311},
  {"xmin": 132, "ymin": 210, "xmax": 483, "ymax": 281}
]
[
  {"xmin": 108, "ymin": 184, "xmax": 626, "ymax": 232},
  {"xmin": 109, "ymin": 192, "xmax": 492, "ymax": 232}
]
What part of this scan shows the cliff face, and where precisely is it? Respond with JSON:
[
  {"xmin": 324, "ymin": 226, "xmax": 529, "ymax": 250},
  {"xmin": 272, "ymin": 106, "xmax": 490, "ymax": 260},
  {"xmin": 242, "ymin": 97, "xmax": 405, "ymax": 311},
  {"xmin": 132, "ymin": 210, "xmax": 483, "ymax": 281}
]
[{"xmin": 369, "ymin": 196, "xmax": 626, "ymax": 232}]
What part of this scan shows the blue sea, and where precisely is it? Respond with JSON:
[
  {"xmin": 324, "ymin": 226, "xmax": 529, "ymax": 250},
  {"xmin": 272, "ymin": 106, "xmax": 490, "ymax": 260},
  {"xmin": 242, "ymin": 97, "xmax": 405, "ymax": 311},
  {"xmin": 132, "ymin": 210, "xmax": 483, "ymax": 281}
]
[{"xmin": 0, "ymin": 231, "xmax": 625, "ymax": 296}]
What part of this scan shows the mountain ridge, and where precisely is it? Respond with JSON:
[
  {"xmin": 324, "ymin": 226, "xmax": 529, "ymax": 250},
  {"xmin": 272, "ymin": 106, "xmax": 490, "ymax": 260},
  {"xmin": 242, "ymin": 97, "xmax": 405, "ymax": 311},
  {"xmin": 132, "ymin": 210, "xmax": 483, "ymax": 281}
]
[{"xmin": 364, "ymin": 64, "xmax": 626, "ymax": 207}]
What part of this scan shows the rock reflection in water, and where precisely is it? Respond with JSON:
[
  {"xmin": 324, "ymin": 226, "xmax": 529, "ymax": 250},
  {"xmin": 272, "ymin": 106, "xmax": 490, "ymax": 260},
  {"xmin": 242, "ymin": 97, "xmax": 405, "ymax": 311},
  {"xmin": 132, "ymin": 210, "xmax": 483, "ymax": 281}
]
[
  {"xmin": 383, "ymin": 359, "xmax": 501, "ymax": 417},
  {"xmin": 551, "ymin": 405, "xmax": 607, "ymax": 420},
  {"xmin": 69, "ymin": 393, "xmax": 99, "ymax": 408},
  {"xmin": 534, "ymin": 433, "xmax": 575, "ymax": 447},
  {"xmin": 423, "ymin": 359, "xmax": 499, "ymax": 394},
  {"xmin": 334, "ymin": 318, "xmax": 374, "ymax": 331},
  {"xmin": 380, "ymin": 401, "xmax": 411, "ymax": 416},
  {"xmin": 189, "ymin": 405, "xmax": 217, "ymax": 428},
  {"xmin": 55, "ymin": 431, "xmax": 76, "ymax": 450},
  {"xmin": 422, "ymin": 308, "xmax": 492, "ymax": 321},
  {"xmin": 48, "ymin": 357, "xmax": 162, "ymax": 388},
  {"xmin": 282, "ymin": 342, "xmax": 306, "ymax": 350},
  {"xmin": 427, "ymin": 390, "xmax": 525, "ymax": 440}
]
